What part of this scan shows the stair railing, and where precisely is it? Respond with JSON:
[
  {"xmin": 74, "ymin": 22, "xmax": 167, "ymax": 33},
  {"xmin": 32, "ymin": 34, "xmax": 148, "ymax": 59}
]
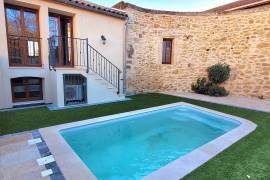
[{"xmin": 48, "ymin": 37, "xmax": 121, "ymax": 94}]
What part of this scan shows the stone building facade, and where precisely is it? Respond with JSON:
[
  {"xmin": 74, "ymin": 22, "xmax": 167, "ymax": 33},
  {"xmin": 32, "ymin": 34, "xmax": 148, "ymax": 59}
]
[{"xmin": 116, "ymin": 2, "xmax": 270, "ymax": 100}]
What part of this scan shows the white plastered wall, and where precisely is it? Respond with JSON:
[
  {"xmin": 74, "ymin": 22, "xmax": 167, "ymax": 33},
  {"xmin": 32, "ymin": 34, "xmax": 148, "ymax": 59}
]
[{"xmin": 0, "ymin": 0, "xmax": 125, "ymax": 109}]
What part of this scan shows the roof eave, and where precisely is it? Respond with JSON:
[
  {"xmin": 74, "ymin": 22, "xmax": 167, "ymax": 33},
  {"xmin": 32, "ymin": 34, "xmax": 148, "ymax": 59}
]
[
  {"xmin": 205, "ymin": 0, "xmax": 270, "ymax": 12},
  {"xmin": 54, "ymin": 0, "xmax": 128, "ymax": 19}
]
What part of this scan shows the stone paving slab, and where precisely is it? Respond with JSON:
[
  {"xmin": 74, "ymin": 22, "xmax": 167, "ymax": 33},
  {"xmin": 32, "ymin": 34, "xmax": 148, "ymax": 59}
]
[
  {"xmin": 164, "ymin": 92, "xmax": 270, "ymax": 113},
  {"xmin": 2, "ymin": 160, "xmax": 46, "ymax": 180},
  {"xmin": 1, "ymin": 137, "xmax": 30, "ymax": 155},
  {"xmin": 0, "ymin": 133, "xmax": 31, "ymax": 146}
]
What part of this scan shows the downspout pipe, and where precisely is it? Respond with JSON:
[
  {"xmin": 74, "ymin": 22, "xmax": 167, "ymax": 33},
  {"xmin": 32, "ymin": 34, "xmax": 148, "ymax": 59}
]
[{"xmin": 123, "ymin": 16, "xmax": 129, "ymax": 95}]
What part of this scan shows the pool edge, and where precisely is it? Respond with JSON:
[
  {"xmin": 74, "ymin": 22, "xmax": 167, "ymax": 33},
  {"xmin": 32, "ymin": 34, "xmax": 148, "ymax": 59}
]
[
  {"xmin": 143, "ymin": 102, "xmax": 257, "ymax": 180},
  {"xmin": 39, "ymin": 102, "xmax": 257, "ymax": 180}
]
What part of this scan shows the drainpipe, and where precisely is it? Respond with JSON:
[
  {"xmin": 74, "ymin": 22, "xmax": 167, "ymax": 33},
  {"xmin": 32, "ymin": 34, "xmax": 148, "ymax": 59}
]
[{"xmin": 123, "ymin": 17, "xmax": 129, "ymax": 95}]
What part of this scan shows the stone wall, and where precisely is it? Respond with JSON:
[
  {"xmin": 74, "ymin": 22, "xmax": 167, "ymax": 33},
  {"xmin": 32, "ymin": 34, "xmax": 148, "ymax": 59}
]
[{"xmin": 123, "ymin": 5, "xmax": 270, "ymax": 100}]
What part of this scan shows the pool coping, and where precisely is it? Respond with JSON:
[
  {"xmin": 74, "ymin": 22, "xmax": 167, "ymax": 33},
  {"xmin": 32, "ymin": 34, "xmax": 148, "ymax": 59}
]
[{"xmin": 39, "ymin": 102, "xmax": 257, "ymax": 180}]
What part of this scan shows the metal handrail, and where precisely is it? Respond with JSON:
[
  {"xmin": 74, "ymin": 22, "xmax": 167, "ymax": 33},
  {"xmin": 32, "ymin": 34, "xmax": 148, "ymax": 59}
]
[
  {"xmin": 88, "ymin": 44, "xmax": 121, "ymax": 94},
  {"xmin": 7, "ymin": 35, "xmax": 42, "ymax": 66},
  {"xmin": 48, "ymin": 36, "xmax": 121, "ymax": 94}
]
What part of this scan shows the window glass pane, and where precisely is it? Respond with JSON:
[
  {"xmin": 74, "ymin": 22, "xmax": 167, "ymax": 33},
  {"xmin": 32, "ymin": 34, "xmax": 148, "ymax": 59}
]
[
  {"xmin": 165, "ymin": 41, "xmax": 172, "ymax": 63},
  {"xmin": 67, "ymin": 21, "xmax": 72, "ymax": 65},
  {"xmin": 49, "ymin": 16, "xmax": 60, "ymax": 65},
  {"xmin": 14, "ymin": 85, "xmax": 25, "ymax": 92},
  {"xmin": 61, "ymin": 18, "xmax": 72, "ymax": 65},
  {"xmin": 28, "ymin": 78, "xmax": 40, "ymax": 84},
  {"xmin": 24, "ymin": 11, "xmax": 38, "ymax": 36},
  {"xmin": 8, "ymin": 37, "xmax": 23, "ymax": 64},
  {"xmin": 27, "ymin": 41, "xmax": 39, "ymax": 56},
  {"xmin": 162, "ymin": 39, "xmax": 172, "ymax": 64},
  {"xmin": 27, "ymin": 40, "xmax": 40, "ymax": 65},
  {"xmin": 28, "ymin": 84, "xmax": 41, "ymax": 97},
  {"xmin": 49, "ymin": 16, "xmax": 59, "ymax": 38},
  {"xmin": 67, "ymin": 22, "xmax": 72, "ymax": 38},
  {"xmin": 34, "ymin": 41, "xmax": 39, "ymax": 56},
  {"xmin": 6, "ymin": 8, "xmax": 21, "ymax": 35},
  {"xmin": 162, "ymin": 41, "xmax": 166, "ymax": 64},
  {"xmin": 12, "ymin": 78, "xmax": 26, "ymax": 99},
  {"xmin": 12, "ymin": 78, "xmax": 24, "ymax": 85},
  {"xmin": 27, "ymin": 56, "xmax": 39, "ymax": 65},
  {"xmin": 28, "ymin": 40, "xmax": 34, "ymax": 56},
  {"xmin": 14, "ymin": 86, "xmax": 26, "ymax": 98},
  {"xmin": 27, "ymin": 78, "xmax": 41, "ymax": 98}
]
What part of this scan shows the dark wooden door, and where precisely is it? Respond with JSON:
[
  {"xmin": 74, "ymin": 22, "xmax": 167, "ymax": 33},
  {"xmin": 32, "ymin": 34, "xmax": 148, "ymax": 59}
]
[{"xmin": 49, "ymin": 13, "xmax": 73, "ymax": 67}]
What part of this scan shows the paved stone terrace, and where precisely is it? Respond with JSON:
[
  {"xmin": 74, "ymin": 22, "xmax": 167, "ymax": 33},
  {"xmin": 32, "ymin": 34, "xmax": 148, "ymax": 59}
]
[
  {"xmin": 0, "ymin": 131, "xmax": 65, "ymax": 180},
  {"xmin": 164, "ymin": 92, "xmax": 270, "ymax": 113},
  {"xmin": 0, "ymin": 132, "xmax": 49, "ymax": 180}
]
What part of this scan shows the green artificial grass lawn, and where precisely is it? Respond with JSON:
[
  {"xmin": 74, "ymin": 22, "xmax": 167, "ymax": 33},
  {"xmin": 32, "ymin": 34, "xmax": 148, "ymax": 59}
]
[{"xmin": 0, "ymin": 93, "xmax": 269, "ymax": 179}]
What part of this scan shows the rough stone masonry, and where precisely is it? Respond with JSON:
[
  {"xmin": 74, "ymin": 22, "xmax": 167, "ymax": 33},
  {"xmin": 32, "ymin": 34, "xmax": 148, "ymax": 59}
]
[{"xmin": 119, "ymin": 3, "xmax": 270, "ymax": 100}]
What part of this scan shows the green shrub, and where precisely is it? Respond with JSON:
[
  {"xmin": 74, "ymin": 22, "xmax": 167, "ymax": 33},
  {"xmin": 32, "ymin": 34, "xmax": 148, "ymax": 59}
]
[
  {"xmin": 191, "ymin": 78, "xmax": 212, "ymax": 95},
  {"xmin": 208, "ymin": 84, "xmax": 229, "ymax": 97},
  {"xmin": 191, "ymin": 63, "xmax": 231, "ymax": 97},
  {"xmin": 207, "ymin": 63, "xmax": 231, "ymax": 84}
]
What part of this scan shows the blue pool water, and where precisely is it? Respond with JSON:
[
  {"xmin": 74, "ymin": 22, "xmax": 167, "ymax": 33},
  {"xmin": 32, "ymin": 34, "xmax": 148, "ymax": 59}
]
[{"xmin": 60, "ymin": 105, "xmax": 240, "ymax": 180}]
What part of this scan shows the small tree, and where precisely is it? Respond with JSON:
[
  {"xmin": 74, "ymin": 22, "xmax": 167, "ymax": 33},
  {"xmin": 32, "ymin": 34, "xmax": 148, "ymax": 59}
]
[{"xmin": 207, "ymin": 63, "xmax": 231, "ymax": 84}]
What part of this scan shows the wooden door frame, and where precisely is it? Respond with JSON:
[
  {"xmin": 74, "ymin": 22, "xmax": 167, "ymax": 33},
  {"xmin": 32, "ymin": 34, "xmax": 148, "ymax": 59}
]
[
  {"xmin": 4, "ymin": 4, "xmax": 42, "ymax": 67},
  {"xmin": 49, "ymin": 13, "xmax": 74, "ymax": 67}
]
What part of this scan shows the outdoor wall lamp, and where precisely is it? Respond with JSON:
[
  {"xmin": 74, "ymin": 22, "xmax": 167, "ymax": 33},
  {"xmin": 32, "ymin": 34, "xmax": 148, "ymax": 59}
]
[{"xmin": 101, "ymin": 35, "xmax": 106, "ymax": 45}]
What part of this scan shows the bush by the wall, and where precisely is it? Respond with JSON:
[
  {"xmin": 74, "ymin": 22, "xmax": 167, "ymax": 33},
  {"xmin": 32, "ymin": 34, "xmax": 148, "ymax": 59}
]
[
  {"xmin": 207, "ymin": 84, "xmax": 229, "ymax": 97},
  {"xmin": 191, "ymin": 63, "xmax": 231, "ymax": 97},
  {"xmin": 191, "ymin": 78, "xmax": 212, "ymax": 95},
  {"xmin": 207, "ymin": 63, "xmax": 231, "ymax": 84}
]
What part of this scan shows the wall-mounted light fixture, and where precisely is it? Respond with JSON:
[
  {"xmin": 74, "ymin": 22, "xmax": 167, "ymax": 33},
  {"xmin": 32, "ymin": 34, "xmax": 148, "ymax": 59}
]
[{"xmin": 101, "ymin": 35, "xmax": 106, "ymax": 45}]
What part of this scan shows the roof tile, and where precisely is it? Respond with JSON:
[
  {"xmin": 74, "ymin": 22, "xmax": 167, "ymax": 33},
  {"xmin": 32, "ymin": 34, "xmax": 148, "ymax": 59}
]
[
  {"xmin": 206, "ymin": 0, "xmax": 270, "ymax": 12},
  {"xmin": 54, "ymin": 0, "xmax": 127, "ymax": 19}
]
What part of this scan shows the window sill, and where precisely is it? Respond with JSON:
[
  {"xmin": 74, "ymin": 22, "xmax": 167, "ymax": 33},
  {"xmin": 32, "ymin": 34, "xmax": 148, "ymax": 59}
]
[{"xmin": 12, "ymin": 100, "xmax": 45, "ymax": 108}]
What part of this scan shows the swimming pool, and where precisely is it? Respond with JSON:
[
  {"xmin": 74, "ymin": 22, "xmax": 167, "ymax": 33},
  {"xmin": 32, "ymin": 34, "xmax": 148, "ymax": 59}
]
[{"xmin": 60, "ymin": 105, "xmax": 241, "ymax": 180}]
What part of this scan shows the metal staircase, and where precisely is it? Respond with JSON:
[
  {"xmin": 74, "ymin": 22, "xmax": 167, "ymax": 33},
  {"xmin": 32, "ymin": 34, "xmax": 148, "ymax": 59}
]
[{"xmin": 48, "ymin": 37, "xmax": 121, "ymax": 94}]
